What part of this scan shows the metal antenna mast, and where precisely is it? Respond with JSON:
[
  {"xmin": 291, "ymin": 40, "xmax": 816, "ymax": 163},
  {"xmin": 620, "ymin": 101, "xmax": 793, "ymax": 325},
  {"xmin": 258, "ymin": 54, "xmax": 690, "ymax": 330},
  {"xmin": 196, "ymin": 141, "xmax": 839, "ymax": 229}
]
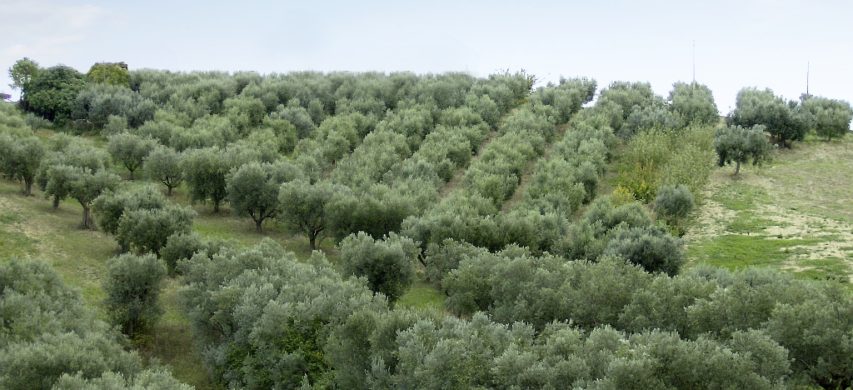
[
  {"xmin": 692, "ymin": 40, "xmax": 696, "ymax": 85},
  {"xmin": 806, "ymin": 61, "xmax": 810, "ymax": 96}
]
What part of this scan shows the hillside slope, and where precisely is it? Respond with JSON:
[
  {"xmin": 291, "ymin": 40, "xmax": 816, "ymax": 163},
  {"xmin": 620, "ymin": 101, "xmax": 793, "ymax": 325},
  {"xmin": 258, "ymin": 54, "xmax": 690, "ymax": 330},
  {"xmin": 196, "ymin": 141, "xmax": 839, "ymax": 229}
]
[{"xmin": 685, "ymin": 136, "xmax": 853, "ymax": 283}]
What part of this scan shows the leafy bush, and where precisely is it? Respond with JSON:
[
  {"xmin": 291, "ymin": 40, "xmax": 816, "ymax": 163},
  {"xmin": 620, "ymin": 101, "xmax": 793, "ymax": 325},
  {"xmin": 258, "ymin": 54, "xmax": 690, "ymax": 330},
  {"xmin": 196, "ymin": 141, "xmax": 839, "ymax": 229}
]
[
  {"xmin": 603, "ymin": 225, "xmax": 684, "ymax": 275},
  {"xmin": 654, "ymin": 184, "xmax": 694, "ymax": 229},
  {"xmin": 339, "ymin": 232, "xmax": 419, "ymax": 304}
]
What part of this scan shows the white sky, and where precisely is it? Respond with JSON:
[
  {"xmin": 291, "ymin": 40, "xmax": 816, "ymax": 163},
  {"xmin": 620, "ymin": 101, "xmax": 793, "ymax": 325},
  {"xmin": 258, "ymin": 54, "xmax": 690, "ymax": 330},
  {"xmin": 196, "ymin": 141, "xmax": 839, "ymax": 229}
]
[{"xmin": 2, "ymin": 0, "xmax": 851, "ymax": 112}]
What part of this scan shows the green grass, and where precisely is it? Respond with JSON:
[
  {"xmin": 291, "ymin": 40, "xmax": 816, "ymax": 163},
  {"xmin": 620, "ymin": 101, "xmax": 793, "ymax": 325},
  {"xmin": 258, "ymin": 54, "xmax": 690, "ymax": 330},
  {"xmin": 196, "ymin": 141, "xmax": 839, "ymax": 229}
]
[
  {"xmin": 688, "ymin": 234, "xmax": 823, "ymax": 269},
  {"xmin": 397, "ymin": 281, "xmax": 446, "ymax": 310},
  {"xmin": 761, "ymin": 136, "xmax": 853, "ymax": 224},
  {"xmin": 139, "ymin": 278, "xmax": 219, "ymax": 389},
  {"xmin": 794, "ymin": 258, "xmax": 852, "ymax": 283},
  {"xmin": 711, "ymin": 181, "xmax": 771, "ymax": 212}
]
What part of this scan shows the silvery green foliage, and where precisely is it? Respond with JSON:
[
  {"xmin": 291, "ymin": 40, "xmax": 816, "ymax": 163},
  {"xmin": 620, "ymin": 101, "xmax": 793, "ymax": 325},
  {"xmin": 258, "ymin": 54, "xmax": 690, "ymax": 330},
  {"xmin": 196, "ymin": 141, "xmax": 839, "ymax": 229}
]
[
  {"xmin": 713, "ymin": 124, "xmax": 772, "ymax": 175},
  {"xmin": 654, "ymin": 184, "xmax": 694, "ymax": 224},
  {"xmin": 179, "ymin": 240, "xmax": 385, "ymax": 388},
  {"xmin": 115, "ymin": 205, "xmax": 195, "ymax": 256},
  {"xmin": 181, "ymin": 147, "xmax": 230, "ymax": 212},
  {"xmin": 53, "ymin": 369, "xmax": 193, "ymax": 390},
  {"xmin": 802, "ymin": 96, "xmax": 853, "ymax": 140},
  {"xmin": 668, "ymin": 81, "xmax": 719, "ymax": 126},
  {"xmin": 106, "ymin": 132, "xmax": 157, "ymax": 179},
  {"xmin": 72, "ymin": 84, "xmax": 155, "ymax": 130},
  {"xmin": 0, "ymin": 134, "xmax": 44, "ymax": 195},
  {"xmin": 731, "ymin": 87, "xmax": 807, "ymax": 147},
  {"xmin": 92, "ymin": 184, "xmax": 166, "ymax": 237},
  {"xmin": 278, "ymin": 179, "xmax": 340, "ymax": 250},
  {"xmin": 226, "ymin": 161, "xmax": 302, "ymax": 232},
  {"xmin": 143, "ymin": 145, "xmax": 183, "ymax": 195}
]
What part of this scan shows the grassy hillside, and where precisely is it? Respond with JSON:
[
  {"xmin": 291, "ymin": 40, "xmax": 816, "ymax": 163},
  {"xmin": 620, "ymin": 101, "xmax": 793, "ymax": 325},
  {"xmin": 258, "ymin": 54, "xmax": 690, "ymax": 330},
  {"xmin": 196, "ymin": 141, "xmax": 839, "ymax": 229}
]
[{"xmin": 685, "ymin": 135, "xmax": 853, "ymax": 284}]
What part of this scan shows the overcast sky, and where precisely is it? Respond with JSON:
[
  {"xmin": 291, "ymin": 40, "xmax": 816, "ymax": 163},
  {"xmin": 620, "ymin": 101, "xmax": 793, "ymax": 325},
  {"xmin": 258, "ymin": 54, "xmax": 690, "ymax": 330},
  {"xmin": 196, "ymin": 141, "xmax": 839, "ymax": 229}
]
[{"xmin": 1, "ymin": 0, "xmax": 851, "ymax": 111}]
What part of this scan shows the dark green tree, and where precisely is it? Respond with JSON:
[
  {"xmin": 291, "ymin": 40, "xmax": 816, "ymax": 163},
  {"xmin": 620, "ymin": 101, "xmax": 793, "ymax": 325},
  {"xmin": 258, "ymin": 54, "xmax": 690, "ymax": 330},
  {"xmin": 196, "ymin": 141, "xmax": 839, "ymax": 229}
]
[
  {"xmin": 23, "ymin": 65, "xmax": 86, "ymax": 123},
  {"xmin": 339, "ymin": 232, "xmax": 418, "ymax": 304},
  {"xmin": 603, "ymin": 225, "xmax": 684, "ymax": 276}
]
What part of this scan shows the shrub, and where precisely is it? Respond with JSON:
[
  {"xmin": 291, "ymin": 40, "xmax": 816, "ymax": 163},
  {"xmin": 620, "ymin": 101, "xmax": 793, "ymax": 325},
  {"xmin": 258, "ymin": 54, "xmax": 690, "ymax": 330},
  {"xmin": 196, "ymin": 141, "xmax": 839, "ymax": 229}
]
[{"xmin": 339, "ymin": 232, "xmax": 418, "ymax": 304}]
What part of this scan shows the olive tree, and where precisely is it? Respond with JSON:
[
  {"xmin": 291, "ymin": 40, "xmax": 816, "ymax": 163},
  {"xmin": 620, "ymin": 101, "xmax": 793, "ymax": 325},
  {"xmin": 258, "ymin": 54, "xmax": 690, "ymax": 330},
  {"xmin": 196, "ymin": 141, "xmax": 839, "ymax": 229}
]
[
  {"xmin": 0, "ymin": 135, "xmax": 45, "ymax": 195},
  {"xmin": 731, "ymin": 88, "xmax": 807, "ymax": 147},
  {"xmin": 668, "ymin": 81, "xmax": 719, "ymax": 126},
  {"xmin": 116, "ymin": 205, "xmax": 195, "ymax": 256},
  {"xmin": 92, "ymin": 185, "xmax": 166, "ymax": 251},
  {"xmin": 803, "ymin": 96, "xmax": 853, "ymax": 140},
  {"xmin": 226, "ymin": 161, "xmax": 301, "ymax": 232},
  {"xmin": 339, "ymin": 232, "xmax": 419, "ymax": 304},
  {"xmin": 714, "ymin": 125, "xmax": 772, "ymax": 175},
  {"xmin": 182, "ymin": 147, "xmax": 229, "ymax": 212},
  {"xmin": 278, "ymin": 180, "xmax": 339, "ymax": 249},
  {"xmin": 107, "ymin": 132, "xmax": 157, "ymax": 179},
  {"xmin": 143, "ymin": 145, "xmax": 183, "ymax": 195},
  {"xmin": 160, "ymin": 232, "xmax": 206, "ymax": 275},
  {"xmin": 103, "ymin": 253, "xmax": 166, "ymax": 336},
  {"xmin": 64, "ymin": 168, "xmax": 121, "ymax": 229},
  {"xmin": 38, "ymin": 140, "xmax": 109, "ymax": 208}
]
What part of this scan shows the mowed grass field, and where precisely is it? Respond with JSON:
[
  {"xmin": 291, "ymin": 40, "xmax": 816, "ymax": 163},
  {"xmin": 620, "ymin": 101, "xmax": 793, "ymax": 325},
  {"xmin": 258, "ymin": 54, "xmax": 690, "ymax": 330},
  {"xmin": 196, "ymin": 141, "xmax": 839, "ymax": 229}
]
[
  {"xmin": 0, "ymin": 159, "xmax": 444, "ymax": 388},
  {"xmin": 685, "ymin": 134, "xmax": 853, "ymax": 285}
]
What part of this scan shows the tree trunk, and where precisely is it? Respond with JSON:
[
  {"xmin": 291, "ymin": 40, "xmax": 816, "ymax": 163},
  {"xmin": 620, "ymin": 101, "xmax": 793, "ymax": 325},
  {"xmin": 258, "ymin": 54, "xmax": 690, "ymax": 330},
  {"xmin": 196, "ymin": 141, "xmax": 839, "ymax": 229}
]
[
  {"xmin": 309, "ymin": 234, "xmax": 317, "ymax": 251},
  {"xmin": 128, "ymin": 169, "xmax": 134, "ymax": 180},
  {"xmin": 52, "ymin": 195, "xmax": 60, "ymax": 209},
  {"xmin": 23, "ymin": 179, "xmax": 33, "ymax": 196},
  {"xmin": 734, "ymin": 161, "xmax": 741, "ymax": 176},
  {"xmin": 255, "ymin": 219, "xmax": 263, "ymax": 233},
  {"xmin": 213, "ymin": 201, "xmax": 220, "ymax": 213},
  {"xmin": 82, "ymin": 205, "xmax": 92, "ymax": 229},
  {"xmin": 166, "ymin": 185, "xmax": 173, "ymax": 196}
]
